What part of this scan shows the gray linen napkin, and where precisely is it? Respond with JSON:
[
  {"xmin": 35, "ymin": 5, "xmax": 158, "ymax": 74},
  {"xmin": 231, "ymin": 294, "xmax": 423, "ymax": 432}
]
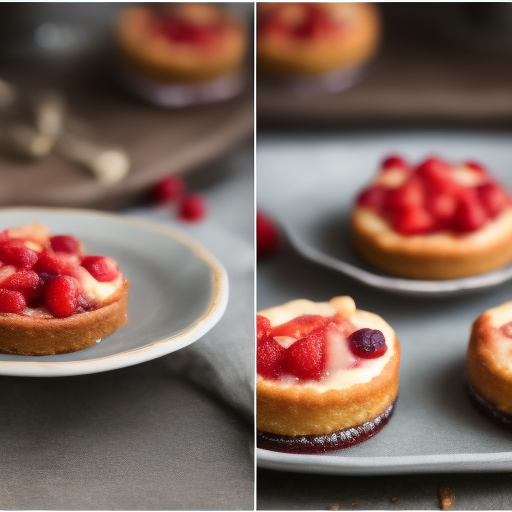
[{"xmin": 127, "ymin": 208, "xmax": 255, "ymax": 421}]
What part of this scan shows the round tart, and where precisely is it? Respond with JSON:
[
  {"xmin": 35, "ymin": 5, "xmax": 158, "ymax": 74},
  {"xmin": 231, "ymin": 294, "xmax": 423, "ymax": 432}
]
[
  {"xmin": 257, "ymin": 296, "xmax": 400, "ymax": 453},
  {"xmin": 352, "ymin": 155, "xmax": 512, "ymax": 280},
  {"xmin": 0, "ymin": 223, "xmax": 129, "ymax": 356},
  {"xmin": 467, "ymin": 301, "xmax": 512, "ymax": 428},
  {"xmin": 116, "ymin": 3, "xmax": 247, "ymax": 105},
  {"xmin": 257, "ymin": 3, "xmax": 381, "ymax": 77}
]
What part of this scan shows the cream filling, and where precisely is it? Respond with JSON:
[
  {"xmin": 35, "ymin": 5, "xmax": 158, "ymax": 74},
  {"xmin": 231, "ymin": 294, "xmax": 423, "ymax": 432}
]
[{"xmin": 258, "ymin": 297, "xmax": 396, "ymax": 391}]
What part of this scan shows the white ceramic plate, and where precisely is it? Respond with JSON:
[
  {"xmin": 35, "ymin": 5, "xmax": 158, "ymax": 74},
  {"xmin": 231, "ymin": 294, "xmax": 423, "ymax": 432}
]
[
  {"xmin": 0, "ymin": 208, "xmax": 228, "ymax": 377},
  {"xmin": 258, "ymin": 131, "xmax": 512, "ymax": 296}
]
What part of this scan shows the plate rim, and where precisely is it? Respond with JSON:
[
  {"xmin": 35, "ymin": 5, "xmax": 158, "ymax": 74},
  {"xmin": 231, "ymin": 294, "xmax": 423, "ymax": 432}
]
[{"xmin": 0, "ymin": 206, "xmax": 229, "ymax": 377}]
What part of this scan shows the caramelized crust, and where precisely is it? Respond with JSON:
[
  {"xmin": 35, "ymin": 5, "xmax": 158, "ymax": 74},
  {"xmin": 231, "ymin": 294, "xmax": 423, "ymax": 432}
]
[
  {"xmin": 0, "ymin": 280, "xmax": 129, "ymax": 356},
  {"xmin": 352, "ymin": 207, "xmax": 512, "ymax": 280},
  {"xmin": 467, "ymin": 304, "xmax": 512, "ymax": 416},
  {"xmin": 257, "ymin": 3, "xmax": 380, "ymax": 76}
]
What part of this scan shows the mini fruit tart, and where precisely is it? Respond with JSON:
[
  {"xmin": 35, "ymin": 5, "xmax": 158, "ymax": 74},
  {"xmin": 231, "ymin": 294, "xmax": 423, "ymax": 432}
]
[
  {"xmin": 352, "ymin": 155, "xmax": 512, "ymax": 280},
  {"xmin": 257, "ymin": 3, "xmax": 380, "ymax": 77},
  {"xmin": 257, "ymin": 296, "xmax": 400, "ymax": 454},
  {"xmin": 467, "ymin": 302, "xmax": 512, "ymax": 428},
  {"xmin": 0, "ymin": 223, "xmax": 129, "ymax": 356}
]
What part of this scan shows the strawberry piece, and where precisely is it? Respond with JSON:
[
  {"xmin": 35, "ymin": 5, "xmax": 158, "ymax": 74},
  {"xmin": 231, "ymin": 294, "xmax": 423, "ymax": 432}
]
[
  {"xmin": 50, "ymin": 235, "xmax": 81, "ymax": 254},
  {"xmin": 381, "ymin": 155, "xmax": 408, "ymax": 171},
  {"xmin": 476, "ymin": 182, "xmax": 511, "ymax": 219},
  {"xmin": 416, "ymin": 158, "xmax": 461, "ymax": 196},
  {"xmin": 271, "ymin": 314, "xmax": 330, "ymax": 339},
  {"xmin": 0, "ymin": 289, "xmax": 26, "ymax": 313},
  {"xmin": 452, "ymin": 190, "xmax": 488, "ymax": 232},
  {"xmin": 257, "ymin": 336, "xmax": 287, "ymax": 379},
  {"xmin": 0, "ymin": 239, "xmax": 39, "ymax": 269},
  {"xmin": 356, "ymin": 185, "xmax": 387, "ymax": 212},
  {"xmin": 384, "ymin": 178, "xmax": 425, "ymax": 216},
  {"xmin": 257, "ymin": 211, "xmax": 280, "ymax": 259},
  {"xmin": 2, "ymin": 269, "xmax": 40, "ymax": 291},
  {"xmin": 151, "ymin": 175, "xmax": 186, "ymax": 204},
  {"xmin": 179, "ymin": 194, "xmax": 206, "ymax": 222},
  {"xmin": 282, "ymin": 326, "xmax": 328, "ymax": 380},
  {"xmin": 257, "ymin": 315, "xmax": 272, "ymax": 343},
  {"xmin": 425, "ymin": 193, "xmax": 458, "ymax": 230},
  {"xmin": 45, "ymin": 275, "xmax": 80, "ymax": 318},
  {"xmin": 34, "ymin": 250, "xmax": 74, "ymax": 276},
  {"xmin": 464, "ymin": 161, "xmax": 487, "ymax": 175},
  {"xmin": 392, "ymin": 205, "xmax": 435, "ymax": 235},
  {"xmin": 81, "ymin": 256, "xmax": 120, "ymax": 282}
]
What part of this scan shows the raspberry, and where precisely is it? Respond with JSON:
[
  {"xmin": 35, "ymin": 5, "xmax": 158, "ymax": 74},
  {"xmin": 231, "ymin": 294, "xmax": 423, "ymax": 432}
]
[
  {"xmin": 151, "ymin": 175, "xmax": 186, "ymax": 204},
  {"xmin": 34, "ymin": 250, "xmax": 74, "ymax": 276},
  {"xmin": 0, "ymin": 289, "xmax": 26, "ymax": 313},
  {"xmin": 179, "ymin": 194, "xmax": 206, "ymax": 222},
  {"xmin": 348, "ymin": 328, "xmax": 387, "ymax": 358},
  {"xmin": 0, "ymin": 239, "xmax": 38, "ymax": 269},
  {"xmin": 257, "ymin": 336, "xmax": 287, "ymax": 379},
  {"xmin": 416, "ymin": 158, "xmax": 460, "ymax": 196},
  {"xmin": 384, "ymin": 178, "xmax": 425, "ymax": 216},
  {"xmin": 257, "ymin": 315, "xmax": 272, "ymax": 343},
  {"xmin": 2, "ymin": 270, "xmax": 40, "ymax": 291},
  {"xmin": 391, "ymin": 205, "xmax": 435, "ymax": 235},
  {"xmin": 381, "ymin": 155, "xmax": 408, "ymax": 171},
  {"xmin": 356, "ymin": 185, "xmax": 387, "ymax": 212},
  {"xmin": 452, "ymin": 190, "xmax": 488, "ymax": 232},
  {"xmin": 271, "ymin": 314, "xmax": 330, "ymax": 339},
  {"xmin": 50, "ymin": 235, "xmax": 81, "ymax": 254},
  {"xmin": 257, "ymin": 211, "xmax": 279, "ymax": 259},
  {"xmin": 476, "ymin": 182, "xmax": 511, "ymax": 219},
  {"xmin": 282, "ymin": 326, "xmax": 328, "ymax": 380},
  {"xmin": 81, "ymin": 256, "xmax": 120, "ymax": 282},
  {"xmin": 45, "ymin": 275, "xmax": 80, "ymax": 317}
]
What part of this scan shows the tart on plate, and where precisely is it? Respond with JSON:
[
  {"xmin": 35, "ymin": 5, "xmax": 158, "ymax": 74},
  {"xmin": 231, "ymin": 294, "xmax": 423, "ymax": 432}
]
[
  {"xmin": 257, "ymin": 3, "xmax": 380, "ymax": 78},
  {"xmin": 352, "ymin": 155, "xmax": 512, "ymax": 280},
  {"xmin": 116, "ymin": 3, "xmax": 247, "ymax": 105},
  {"xmin": 257, "ymin": 296, "xmax": 400, "ymax": 454},
  {"xmin": 467, "ymin": 301, "xmax": 512, "ymax": 428},
  {"xmin": 0, "ymin": 223, "xmax": 128, "ymax": 356}
]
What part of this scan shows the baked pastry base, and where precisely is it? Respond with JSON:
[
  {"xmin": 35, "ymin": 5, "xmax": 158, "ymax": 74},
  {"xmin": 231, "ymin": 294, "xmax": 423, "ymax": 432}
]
[
  {"xmin": 467, "ymin": 380, "xmax": 512, "ymax": 429},
  {"xmin": 258, "ymin": 401, "xmax": 395, "ymax": 454},
  {"xmin": 0, "ymin": 280, "xmax": 129, "ymax": 356}
]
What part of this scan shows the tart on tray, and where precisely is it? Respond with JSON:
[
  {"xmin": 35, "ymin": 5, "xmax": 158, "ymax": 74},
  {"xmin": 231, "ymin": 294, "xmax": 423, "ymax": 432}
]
[
  {"xmin": 467, "ymin": 301, "xmax": 512, "ymax": 428},
  {"xmin": 257, "ymin": 296, "xmax": 400, "ymax": 454},
  {"xmin": 0, "ymin": 223, "xmax": 128, "ymax": 356},
  {"xmin": 352, "ymin": 155, "xmax": 512, "ymax": 280}
]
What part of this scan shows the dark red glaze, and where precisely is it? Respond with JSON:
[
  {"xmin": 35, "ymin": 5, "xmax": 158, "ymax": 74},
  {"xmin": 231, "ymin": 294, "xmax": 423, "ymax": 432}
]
[
  {"xmin": 257, "ymin": 401, "xmax": 396, "ymax": 454},
  {"xmin": 467, "ymin": 380, "xmax": 512, "ymax": 429}
]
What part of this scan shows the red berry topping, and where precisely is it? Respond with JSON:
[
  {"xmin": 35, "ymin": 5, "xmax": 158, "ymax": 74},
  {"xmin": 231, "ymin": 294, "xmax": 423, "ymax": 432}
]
[
  {"xmin": 391, "ymin": 206, "xmax": 434, "ymax": 235},
  {"xmin": 381, "ymin": 155, "xmax": 408, "ymax": 171},
  {"xmin": 2, "ymin": 269, "xmax": 40, "ymax": 291},
  {"xmin": 425, "ymin": 193, "xmax": 458, "ymax": 230},
  {"xmin": 452, "ymin": 191, "xmax": 488, "ymax": 232},
  {"xmin": 257, "ymin": 211, "xmax": 280, "ymax": 259},
  {"xmin": 50, "ymin": 235, "xmax": 81, "ymax": 254},
  {"xmin": 179, "ymin": 194, "xmax": 206, "ymax": 222},
  {"xmin": 384, "ymin": 179, "xmax": 425, "ymax": 216},
  {"xmin": 348, "ymin": 328, "xmax": 387, "ymax": 358},
  {"xmin": 416, "ymin": 157, "xmax": 452, "ymax": 178},
  {"xmin": 282, "ymin": 326, "xmax": 328, "ymax": 380},
  {"xmin": 500, "ymin": 321, "xmax": 512, "ymax": 338},
  {"xmin": 0, "ymin": 240, "xmax": 38, "ymax": 269},
  {"xmin": 81, "ymin": 256, "xmax": 120, "ymax": 282},
  {"xmin": 476, "ymin": 182, "xmax": 511, "ymax": 219},
  {"xmin": 257, "ymin": 315, "xmax": 272, "ymax": 343},
  {"xmin": 45, "ymin": 275, "xmax": 80, "ymax": 318},
  {"xmin": 356, "ymin": 185, "xmax": 387, "ymax": 212},
  {"xmin": 152, "ymin": 175, "xmax": 186, "ymax": 204},
  {"xmin": 0, "ymin": 289, "xmax": 26, "ymax": 313},
  {"xmin": 34, "ymin": 250, "xmax": 74, "ymax": 276},
  {"xmin": 465, "ymin": 161, "xmax": 487, "ymax": 174},
  {"xmin": 271, "ymin": 314, "xmax": 330, "ymax": 339},
  {"xmin": 257, "ymin": 336, "xmax": 287, "ymax": 380}
]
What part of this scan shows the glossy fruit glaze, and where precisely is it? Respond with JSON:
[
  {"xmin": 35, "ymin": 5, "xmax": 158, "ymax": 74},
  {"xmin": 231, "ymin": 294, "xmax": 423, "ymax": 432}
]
[
  {"xmin": 357, "ymin": 155, "xmax": 512, "ymax": 236},
  {"xmin": 257, "ymin": 313, "xmax": 387, "ymax": 381}
]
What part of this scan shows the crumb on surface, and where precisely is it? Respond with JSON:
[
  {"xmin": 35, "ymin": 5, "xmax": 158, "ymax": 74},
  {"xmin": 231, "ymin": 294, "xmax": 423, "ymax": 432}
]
[
  {"xmin": 438, "ymin": 486, "xmax": 454, "ymax": 510},
  {"xmin": 328, "ymin": 504, "xmax": 340, "ymax": 511},
  {"xmin": 390, "ymin": 496, "xmax": 398, "ymax": 503}
]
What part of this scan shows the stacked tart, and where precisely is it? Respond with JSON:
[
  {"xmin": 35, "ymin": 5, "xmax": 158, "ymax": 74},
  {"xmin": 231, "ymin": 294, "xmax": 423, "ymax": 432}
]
[
  {"xmin": 467, "ymin": 302, "xmax": 512, "ymax": 428},
  {"xmin": 117, "ymin": 3, "xmax": 247, "ymax": 104},
  {"xmin": 0, "ymin": 223, "xmax": 128, "ymax": 356},
  {"xmin": 257, "ymin": 3, "xmax": 380, "ymax": 77},
  {"xmin": 257, "ymin": 296, "xmax": 400, "ymax": 453},
  {"xmin": 352, "ymin": 155, "xmax": 512, "ymax": 280}
]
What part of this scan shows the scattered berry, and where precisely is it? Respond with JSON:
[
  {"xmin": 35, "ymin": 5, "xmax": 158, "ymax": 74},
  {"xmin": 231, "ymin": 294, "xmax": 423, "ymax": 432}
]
[
  {"xmin": 0, "ymin": 240, "xmax": 38, "ymax": 269},
  {"xmin": 179, "ymin": 194, "xmax": 206, "ymax": 222},
  {"xmin": 45, "ymin": 275, "xmax": 80, "ymax": 317},
  {"xmin": 257, "ymin": 211, "xmax": 280, "ymax": 259},
  {"xmin": 257, "ymin": 336, "xmax": 287, "ymax": 379},
  {"xmin": 152, "ymin": 175, "xmax": 186, "ymax": 204},
  {"xmin": 271, "ymin": 314, "xmax": 330, "ymax": 339},
  {"xmin": 257, "ymin": 315, "xmax": 272, "ymax": 343},
  {"xmin": 81, "ymin": 256, "xmax": 120, "ymax": 282},
  {"xmin": 348, "ymin": 328, "xmax": 387, "ymax": 358},
  {"xmin": 0, "ymin": 289, "xmax": 26, "ymax": 313},
  {"xmin": 50, "ymin": 235, "xmax": 81, "ymax": 254},
  {"xmin": 381, "ymin": 155, "xmax": 408, "ymax": 171}
]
